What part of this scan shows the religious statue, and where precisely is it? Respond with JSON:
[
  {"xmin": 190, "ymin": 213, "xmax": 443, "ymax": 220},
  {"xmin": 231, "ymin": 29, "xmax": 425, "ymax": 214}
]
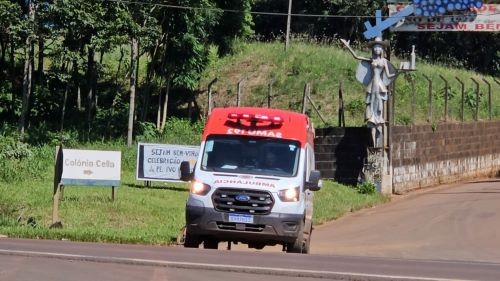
[{"xmin": 340, "ymin": 37, "xmax": 396, "ymax": 147}]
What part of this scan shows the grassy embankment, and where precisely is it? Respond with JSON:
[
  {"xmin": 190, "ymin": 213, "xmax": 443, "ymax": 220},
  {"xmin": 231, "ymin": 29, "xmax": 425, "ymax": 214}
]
[{"xmin": 198, "ymin": 40, "xmax": 499, "ymax": 126}]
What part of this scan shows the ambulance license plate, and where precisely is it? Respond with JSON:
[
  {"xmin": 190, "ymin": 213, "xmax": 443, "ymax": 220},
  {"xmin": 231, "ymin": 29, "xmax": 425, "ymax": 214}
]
[{"xmin": 228, "ymin": 214, "xmax": 253, "ymax": 224}]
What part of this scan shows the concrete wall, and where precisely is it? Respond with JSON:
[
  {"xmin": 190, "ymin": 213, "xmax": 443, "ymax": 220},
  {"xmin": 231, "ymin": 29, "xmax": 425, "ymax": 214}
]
[{"xmin": 391, "ymin": 121, "xmax": 500, "ymax": 194}]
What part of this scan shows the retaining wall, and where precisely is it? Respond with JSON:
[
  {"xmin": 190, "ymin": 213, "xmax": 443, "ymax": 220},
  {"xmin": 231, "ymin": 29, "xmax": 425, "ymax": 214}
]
[
  {"xmin": 391, "ymin": 121, "xmax": 500, "ymax": 194},
  {"xmin": 315, "ymin": 127, "xmax": 371, "ymax": 185}
]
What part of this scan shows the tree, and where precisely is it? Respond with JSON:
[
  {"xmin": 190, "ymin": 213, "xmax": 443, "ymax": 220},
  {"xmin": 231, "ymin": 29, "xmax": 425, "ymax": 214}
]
[
  {"xmin": 211, "ymin": 0, "xmax": 254, "ymax": 55},
  {"xmin": 0, "ymin": 0, "xmax": 21, "ymax": 73}
]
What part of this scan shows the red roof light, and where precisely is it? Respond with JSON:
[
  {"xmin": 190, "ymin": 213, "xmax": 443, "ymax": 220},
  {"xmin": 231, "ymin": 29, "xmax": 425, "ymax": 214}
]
[{"xmin": 227, "ymin": 113, "xmax": 284, "ymax": 125}]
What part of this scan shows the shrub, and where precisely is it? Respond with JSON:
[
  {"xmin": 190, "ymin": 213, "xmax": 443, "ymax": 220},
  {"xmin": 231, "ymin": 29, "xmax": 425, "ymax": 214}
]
[
  {"xmin": 356, "ymin": 181, "xmax": 376, "ymax": 195},
  {"xmin": 0, "ymin": 136, "xmax": 32, "ymax": 160}
]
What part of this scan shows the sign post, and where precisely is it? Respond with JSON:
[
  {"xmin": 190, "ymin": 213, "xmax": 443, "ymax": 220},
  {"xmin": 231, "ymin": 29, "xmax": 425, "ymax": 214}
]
[{"xmin": 51, "ymin": 147, "xmax": 122, "ymax": 227}]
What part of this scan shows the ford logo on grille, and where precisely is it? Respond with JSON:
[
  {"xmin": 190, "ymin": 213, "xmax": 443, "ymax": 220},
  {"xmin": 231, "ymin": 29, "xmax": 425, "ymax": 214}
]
[{"xmin": 235, "ymin": 194, "xmax": 251, "ymax": 202}]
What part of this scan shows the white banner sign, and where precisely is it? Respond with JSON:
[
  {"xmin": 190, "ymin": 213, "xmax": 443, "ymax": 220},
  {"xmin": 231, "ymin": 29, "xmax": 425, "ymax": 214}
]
[
  {"xmin": 61, "ymin": 149, "xmax": 121, "ymax": 186},
  {"xmin": 136, "ymin": 143, "xmax": 200, "ymax": 182},
  {"xmin": 389, "ymin": 4, "xmax": 500, "ymax": 32}
]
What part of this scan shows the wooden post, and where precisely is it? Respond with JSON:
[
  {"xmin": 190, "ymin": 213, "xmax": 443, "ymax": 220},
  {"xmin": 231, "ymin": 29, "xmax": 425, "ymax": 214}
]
[
  {"xmin": 302, "ymin": 83, "xmax": 310, "ymax": 114},
  {"xmin": 51, "ymin": 145, "xmax": 64, "ymax": 227},
  {"xmin": 237, "ymin": 77, "xmax": 246, "ymax": 107},
  {"xmin": 285, "ymin": 0, "xmax": 292, "ymax": 51},
  {"xmin": 112, "ymin": 186, "xmax": 116, "ymax": 201},
  {"xmin": 338, "ymin": 82, "xmax": 345, "ymax": 127},
  {"xmin": 52, "ymin": 184, "xmax": 62, "ymax": 226},
  {"xmin": 268, "ymin": 79, "xmax": 275, "ymax": 108},
  {"xmin": 207, "ymin": 78, "xmax": 217, "ymax": 116}
]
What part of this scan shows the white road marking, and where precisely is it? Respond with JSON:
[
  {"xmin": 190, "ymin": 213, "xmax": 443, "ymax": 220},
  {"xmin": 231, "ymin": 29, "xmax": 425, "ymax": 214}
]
[{"xmin": 0, "ymin": 249, "xmax": 474, "ymax": 281}]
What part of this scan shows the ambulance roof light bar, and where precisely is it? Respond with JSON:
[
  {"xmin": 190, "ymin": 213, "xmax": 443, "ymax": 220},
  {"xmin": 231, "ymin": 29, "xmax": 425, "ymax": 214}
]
[{"xmin": 227, "ymin": 113, "xmax": 284, "ymax": 125}]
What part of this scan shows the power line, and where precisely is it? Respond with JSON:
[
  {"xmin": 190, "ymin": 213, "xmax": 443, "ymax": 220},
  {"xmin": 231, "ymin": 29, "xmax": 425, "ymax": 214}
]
[
  {"xmin": 105, "ymin": 0, "xmax": 500, "ymax": 19},
  {"xmin": 105, "ymin": 0, "xmax": 376, "ymax": 19}
]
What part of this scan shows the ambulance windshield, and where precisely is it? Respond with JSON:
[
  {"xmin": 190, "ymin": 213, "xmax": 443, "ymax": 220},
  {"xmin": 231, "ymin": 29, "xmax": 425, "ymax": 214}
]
[{"xmin": 201, "ymin": 135, "xmax": 300, "ymax": 177}]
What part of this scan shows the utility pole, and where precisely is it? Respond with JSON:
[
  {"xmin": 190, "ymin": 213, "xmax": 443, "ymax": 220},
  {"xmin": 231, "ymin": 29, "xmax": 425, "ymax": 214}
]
[{"xmin": 285, "ymin": 0, "xmax": 292, "ymax": 51}]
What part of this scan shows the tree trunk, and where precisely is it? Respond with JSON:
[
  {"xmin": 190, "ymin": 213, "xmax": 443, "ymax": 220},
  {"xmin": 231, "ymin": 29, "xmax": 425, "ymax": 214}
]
[
  {"xmin": 127, "ymin": 37, "xmax": 139, "ymax": 147},
  {"xmin": 86, "ymin": 46, "xmax": 96, "ymax": 137},
  {"xmin": 0, "ymin": 35, "xmax": 5, "ymax": 73},
  {"xmin": 19, "ymin": 42, "xmax": 33, "ymax": 134},
  {"xmin": 160, "ymin": 78, "xmax": 171, "ymax": 132},
  {"xmin": 37, "ymin": 37, "xmax": 44, "ymax": 81},
  {"xmin": 71, "ymin": 60, "xmax": 80, "ymax": 110},
  {"xmin": 60, "ymin": 82, "xmax": 69, "ymax": 132},
  {"xmin": 156, "ymin": 82, "xmax": 162, "ymax": 129},
  {"xmin": 140, "ymin": 45, "xmax": 160, "ymax": 122},
  {"xmin": 10, "ymin": 36, "xmax": 15, "ymax": 115},
  {"xmin": 18, "ymin": 1, "xmax": 35, "ymax": 135}
]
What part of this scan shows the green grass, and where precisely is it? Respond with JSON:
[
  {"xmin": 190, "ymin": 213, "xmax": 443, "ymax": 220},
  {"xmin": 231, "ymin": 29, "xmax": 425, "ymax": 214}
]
[
  {"xmin": 0, "ymin": 143, "xmax": 388, "ymax": 245},
  {"xmin": 199, "ymin": 40, "xmax": 499, "ymax": 126},
  {"xmin": 313, "ymin": 181, "xmax": 389, "ymax": 225}
]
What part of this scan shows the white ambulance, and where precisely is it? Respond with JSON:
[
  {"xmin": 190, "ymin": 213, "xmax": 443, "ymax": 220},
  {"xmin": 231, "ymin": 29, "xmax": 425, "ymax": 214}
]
[{"xmin": 180, "ymin": 107, "xmax": 321, "ymax": 253}]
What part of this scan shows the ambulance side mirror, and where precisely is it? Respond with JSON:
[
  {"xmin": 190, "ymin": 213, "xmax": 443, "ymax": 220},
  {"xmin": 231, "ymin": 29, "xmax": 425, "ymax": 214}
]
[
  {"xmin": 180, "ymin": 161, "xmax": 193, "ymax": 182},
  {"xmin": 306, "ymin": 170, "xmax": 321, "ymax": 191}
]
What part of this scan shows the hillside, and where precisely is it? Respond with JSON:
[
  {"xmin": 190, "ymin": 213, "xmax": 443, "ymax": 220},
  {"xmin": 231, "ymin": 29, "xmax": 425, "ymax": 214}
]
[{"xmin": 197, "ymin": 40, "xmax": 499, "ymax": 127}]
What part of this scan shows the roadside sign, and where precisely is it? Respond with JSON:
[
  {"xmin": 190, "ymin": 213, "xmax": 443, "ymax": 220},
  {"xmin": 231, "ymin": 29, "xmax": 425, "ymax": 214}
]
[
  {"xmin": 389, "ymin": 4, "xmax": 500, "ymax": 32},
  {"xmin": 61, "ymin": 149, "xmax": 121, "ymax": 186},
  {"xmin": 136, "ymin": 143, "xmax": 200, "ymax": 182},
  {"xmin": 52, "ymin": 148, "xmax": 122, "ymax": 226}
]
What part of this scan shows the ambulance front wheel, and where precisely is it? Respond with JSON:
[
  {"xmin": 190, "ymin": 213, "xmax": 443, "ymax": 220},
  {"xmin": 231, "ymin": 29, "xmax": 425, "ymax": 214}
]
[
  {"xmin": 286, "ymin": 221, "xmax": 309, "ymax": 254},
  {"xmin": 183, "ymin": 230, "xmax": 201, "ymax": 248}
]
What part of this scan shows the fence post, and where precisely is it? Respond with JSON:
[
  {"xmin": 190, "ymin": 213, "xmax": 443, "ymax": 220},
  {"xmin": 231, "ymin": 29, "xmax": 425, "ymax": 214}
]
[
  {"xmin": 422, "ymin": 74, "xmax": 433, "ymax": 123},
  {"xmin": 268, "ymin": 78, "xmax": 275, "ymax": 108},
  {"xmin": 471, "ymin": 77, "xmax": 480, "ymax": 121},
  {"xmin": 455, "ymin": 77, "xmax": 465, "ymax": 122},
  {"xmin": 237, "ymin": 77, "xmax": 246, "ymax": 107},
  {"xmin": 302, "ymin": 83, "xmax": 310, "ymax": 114},
  {"xmin": 439, "ymin": 75, "xmax": 449, "ymax": 122},
  {"xmin": 482, "ymin": 78, "xmax": 492, "ymax": 120},
  {"xmin": 207, "ymin": 78, "xmax": 217, "ymax": 117},
  {"xmin": 338, "ymin": 81, "xmax": 345, "ymax": 127}
]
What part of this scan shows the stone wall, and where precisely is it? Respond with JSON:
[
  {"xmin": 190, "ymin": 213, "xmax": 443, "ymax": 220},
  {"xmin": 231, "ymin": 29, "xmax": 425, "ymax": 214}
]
[{"xmin": 391, "ymin": 121, "xmax": 500, "ymax": 194}]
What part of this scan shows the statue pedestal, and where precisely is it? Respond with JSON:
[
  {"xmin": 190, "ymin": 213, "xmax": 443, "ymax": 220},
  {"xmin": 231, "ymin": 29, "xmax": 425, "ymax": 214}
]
[{"xmin": 362, "ymin": 147, "xmax": 392, "ymax": 195}]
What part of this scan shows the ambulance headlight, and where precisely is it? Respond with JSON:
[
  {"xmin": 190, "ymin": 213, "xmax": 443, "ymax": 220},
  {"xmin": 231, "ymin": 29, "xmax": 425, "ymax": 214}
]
[
  {"xmin": 190, "ymin": 181, "xmax": 211, "ymax": 196},
  {"xmin": 278, "ymin": 187, "xmax": 300, "ymax": 202}
]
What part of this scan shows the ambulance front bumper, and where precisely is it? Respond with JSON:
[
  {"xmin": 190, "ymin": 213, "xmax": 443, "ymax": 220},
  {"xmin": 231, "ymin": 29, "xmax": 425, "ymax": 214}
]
[{"xmin": 185, "ymin": 197, "xmax": 303, "ymax": 244}]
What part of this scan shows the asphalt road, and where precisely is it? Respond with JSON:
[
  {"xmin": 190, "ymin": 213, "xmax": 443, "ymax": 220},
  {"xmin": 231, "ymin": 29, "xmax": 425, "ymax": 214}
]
[
  {"xmin": 311, "ymin": 179, "xmax": 500, "ymax": 263},
  {"xmin": 1, "ymin": 179, "xmax": 500, "ymax": 281}
]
